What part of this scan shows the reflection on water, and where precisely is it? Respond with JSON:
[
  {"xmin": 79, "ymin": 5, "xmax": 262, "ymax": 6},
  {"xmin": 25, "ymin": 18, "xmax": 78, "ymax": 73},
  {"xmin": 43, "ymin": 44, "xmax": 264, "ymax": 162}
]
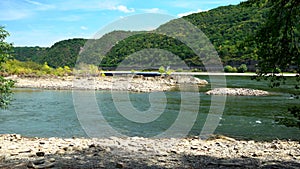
[{"xmin": 0, "ymin": 76, "xmax": 299, "ymax": 140}]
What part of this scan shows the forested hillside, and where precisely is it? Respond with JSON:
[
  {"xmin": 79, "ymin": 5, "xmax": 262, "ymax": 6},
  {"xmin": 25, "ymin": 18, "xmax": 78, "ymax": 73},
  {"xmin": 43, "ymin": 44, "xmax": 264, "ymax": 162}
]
[
  {"xmin": 183, "ymin": 0, "xmax": 270, "ymax": 64},
  {"xmin": 13, "ymin": 0, "xmax": 270, "ymax": 69},
  {"xmin": 14, "ymin": 39, "xmax": 86, "ymax": 68}
]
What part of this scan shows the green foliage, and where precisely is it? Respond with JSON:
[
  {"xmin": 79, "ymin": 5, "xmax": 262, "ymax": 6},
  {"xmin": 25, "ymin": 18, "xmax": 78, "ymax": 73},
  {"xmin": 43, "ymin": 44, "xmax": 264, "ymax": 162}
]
[
  {"xmin": 2, "ymin": 59, "xmax": 72, "ymax": 77},
  {"xmin": 73, "ymin": 63, "xmax": 99, "ymax": 76},
  {"xmin": 183, "ymin": 0, "xmax": 270, "ymax": 64},
  {"xmin": 253, "ymin": 0, "xmax": 300, "ymax": 129},
  {"xmin": 13, "ymin": 1, "xmax": 272, "ymax": 69},
  {"xmin": 13, "ymin": 39, "xmax": 87, "ymax": 68},
  {"xmin": 101, "ymin": 71, "xmax": 106, "ymax": 77},
  {"xmin": 102, "ymin": 32, "xmax": 198, "ymax": 68},
  {"xmin": 238, "ymin": 64, "xmax": 248, "ymax": 73},
  {"xmin": 255, "ymin": 0, "xmax": 300, "ymax": 75},
  {"xmin": 166, "ymin": 69, "xmax": 174, "ymax": 75},
  {"xmin": 158, "ymin": 66, "xmax": 165, "ymax": 74},
  {"xmin": 0, "ymin": 27, "xmax": 15, "ymax": 108},
  {"xmin": 224, "ymin": 65, "xmax": 237, "ymax": 73}
]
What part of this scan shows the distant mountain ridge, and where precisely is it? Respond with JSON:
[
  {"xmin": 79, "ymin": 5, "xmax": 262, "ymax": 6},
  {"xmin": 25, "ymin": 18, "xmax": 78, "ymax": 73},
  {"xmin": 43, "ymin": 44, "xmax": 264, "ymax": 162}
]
[{"xmin": 13, "ymin": 0, "xmax": 270, "ymax": 69}]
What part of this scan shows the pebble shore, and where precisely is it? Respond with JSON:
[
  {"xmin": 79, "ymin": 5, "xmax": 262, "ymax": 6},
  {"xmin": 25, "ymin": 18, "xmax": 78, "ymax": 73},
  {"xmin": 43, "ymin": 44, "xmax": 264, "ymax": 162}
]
[
  {"xmin": 9, "ymin": 75, "xmax": 208, "ymax": 92},
  {"xmin": 0, "ymin": 134, "xmax": 299, "ymax": 169}
]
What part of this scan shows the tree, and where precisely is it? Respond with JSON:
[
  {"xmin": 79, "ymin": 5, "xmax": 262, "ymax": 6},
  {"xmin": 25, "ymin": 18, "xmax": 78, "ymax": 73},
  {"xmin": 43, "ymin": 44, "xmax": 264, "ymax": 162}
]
[
  {"xmin": 255, "ymin": 0, "xmax": 300, "ymax": 76},
  {"xmin": 0, "ymin": 27, "xmax": 15, "ymax": 108},
  {"xmin": 238, "ymin": 64, "xmax": 248, "ymax": 73},
  {"xmin": 254, "ymin": 0, "xmax": 300, "ymax": 128}
]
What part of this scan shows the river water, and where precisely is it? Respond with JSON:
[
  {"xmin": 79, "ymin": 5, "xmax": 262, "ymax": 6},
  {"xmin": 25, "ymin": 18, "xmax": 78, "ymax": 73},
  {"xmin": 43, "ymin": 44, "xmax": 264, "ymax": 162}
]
[{"xmin": 0, "ymin": 76, "xmax": 299, "ymax": 140}]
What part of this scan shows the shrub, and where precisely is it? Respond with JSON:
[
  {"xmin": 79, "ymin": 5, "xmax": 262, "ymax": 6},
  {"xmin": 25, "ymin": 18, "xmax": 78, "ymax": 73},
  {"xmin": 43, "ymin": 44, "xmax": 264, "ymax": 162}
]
[
  {"xmin": 166, "ymin": 69, "xmax": 174, "ymax": 75},
  {"xmin": 176, "ymin": 68, "xmax": 183, "ymax": 72},
  {"xmin": 158, "ymin": 66, "xmax": 165, "ymax": 74},
  {"xmin": 238, "ymin": 64, "xmax": 248, "ymax": 73},
  {"xmin": 274, "ymin": 67, "xmax": 281, "ymax": 73},
  {"xmin": 224, "ymin": 65, "xmax": 233, "ymax": 72}
]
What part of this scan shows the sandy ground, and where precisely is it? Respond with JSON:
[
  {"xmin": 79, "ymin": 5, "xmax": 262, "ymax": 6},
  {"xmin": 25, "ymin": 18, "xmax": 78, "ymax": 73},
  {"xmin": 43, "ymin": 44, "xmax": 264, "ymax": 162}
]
[{"xmin": 0, "ymin": 134, "xmax": 299, "ymax": 169}]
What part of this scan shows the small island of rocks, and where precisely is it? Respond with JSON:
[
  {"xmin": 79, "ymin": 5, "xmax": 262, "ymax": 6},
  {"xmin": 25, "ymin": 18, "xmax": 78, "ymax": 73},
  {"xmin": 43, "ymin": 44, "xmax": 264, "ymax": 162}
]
[
  {"xmin": 206, "ymin": 88, "xmax": 269, "ymax": 96},
  {"xmin": 8, "ymin": 75, "xmax": 208, "ymax": 92}
]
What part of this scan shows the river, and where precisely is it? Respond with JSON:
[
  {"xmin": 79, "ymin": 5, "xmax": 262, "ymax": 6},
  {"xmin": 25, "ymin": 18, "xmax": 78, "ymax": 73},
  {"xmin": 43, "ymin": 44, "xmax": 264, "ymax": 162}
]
[{"xmin": 0, "ymin": 76, "xmax": 299, "ymax": 140}]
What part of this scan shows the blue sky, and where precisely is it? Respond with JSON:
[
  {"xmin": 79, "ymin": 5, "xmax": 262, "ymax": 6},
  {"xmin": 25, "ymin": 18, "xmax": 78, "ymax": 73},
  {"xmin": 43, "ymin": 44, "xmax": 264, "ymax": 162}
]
[{"xmin": 0, "ymin": 0, "xmax": 243, "ymax": 47}]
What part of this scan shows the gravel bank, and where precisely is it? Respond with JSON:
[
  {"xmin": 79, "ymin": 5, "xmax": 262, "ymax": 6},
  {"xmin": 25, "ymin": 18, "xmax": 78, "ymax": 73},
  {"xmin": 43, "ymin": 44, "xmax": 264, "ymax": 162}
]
[
  {"xmin": 206, "ymin": 88, "xmax": 269, "ymax": 96},
  {"xmin": 9, "ymin": 75, "xmax": 208, "ymax": 92},
  {"xmin": 0, "ymin": 134, "xmax": 299, "ymax": 169}
]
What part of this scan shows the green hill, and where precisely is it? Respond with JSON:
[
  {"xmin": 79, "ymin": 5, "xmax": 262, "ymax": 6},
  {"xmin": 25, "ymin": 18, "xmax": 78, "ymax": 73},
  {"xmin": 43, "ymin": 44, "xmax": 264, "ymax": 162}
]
[
  {"xmin": 14, "ymin": 39, "xmax": 86, "ymax": 68},
  {"xmin": 13, "ymin": 0, "xmax": 271, "ymax": 69}
]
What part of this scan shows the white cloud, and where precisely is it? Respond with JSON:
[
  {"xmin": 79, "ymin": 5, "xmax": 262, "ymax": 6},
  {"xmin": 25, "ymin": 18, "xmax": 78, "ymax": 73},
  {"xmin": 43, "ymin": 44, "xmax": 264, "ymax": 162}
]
[
  {"xmin": 57, "ymin": 0, "xmax": 118, "ymax": 11},
  {"xmin": 24, "ymin": 0, "xmax": 54, "ymax": 10},
  {"xmin": 141, "ymin": 8, "xmax": 165, "ymax": 14},
  {"xmin": 111, "ymin": 5, "xmax": 135, "ymax": 13},
  {"xmin": 0, "ymin": 0, "xmax": 32, "ymax": 20},
  {"xmin": 177, "ymin": 9, "xmax": 206, "ymax": 17},
  {"xmin": 80, "ymin": 26, "xmax": 88, "ymax": 30},
  {"xmin": 0, "ymin": 0, "xmax": 54, "ymax": 21},
  {"xmin": 0, "ymin": 10, "xmax": 31, "ymax": 21}
]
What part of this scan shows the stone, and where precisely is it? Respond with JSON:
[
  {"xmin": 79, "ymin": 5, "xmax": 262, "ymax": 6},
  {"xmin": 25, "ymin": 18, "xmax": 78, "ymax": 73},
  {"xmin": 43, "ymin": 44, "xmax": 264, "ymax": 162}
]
[
  {"xmin": 8, "ymin": 145, "xmax": 17, "ymax": 150},
  {"xmin": 36, "ymin": 151, "xmax": 45, "ymax": 157},
  {"xmin": 19, "ymin": 149, "xmax": 31, "ymax": 153},
  {"xmin": 191, "ymin": 146, "xmax": 198, "ymax": 150},
  {"xmin": 116, "ymin": 162, "xmax": 124, "ymax": 168},
  {"xmin": 89, "ymin": 144, "xmax": 96, "ymax": 148},
  {"xmin": 49, "ymin": 158, "xmax": 56, "ymax": 162},
  {"xmin": 10, "ymin": 152, "xmax": 19, "ymax": 156}
]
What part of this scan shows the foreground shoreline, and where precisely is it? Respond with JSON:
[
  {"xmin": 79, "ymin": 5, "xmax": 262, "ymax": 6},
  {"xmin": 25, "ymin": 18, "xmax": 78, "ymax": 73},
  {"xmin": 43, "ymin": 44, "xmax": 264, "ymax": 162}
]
[{"xmin": 0, "ymin": 134, "xmax": 299, "ymax": 168}]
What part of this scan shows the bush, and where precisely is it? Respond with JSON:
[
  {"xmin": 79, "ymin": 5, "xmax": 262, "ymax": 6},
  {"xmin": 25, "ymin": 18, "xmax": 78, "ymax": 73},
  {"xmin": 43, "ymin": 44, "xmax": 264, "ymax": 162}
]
[
  {"xmin": 274, "ymin": 67, "xmax": 281, "ymax": 73},
  {"xmin": 224, "ymin": 65, "xmax": 238, "ymax": 73},
  {"xmin": 158, "ymin": 66, "xmax": 165, "ymax": 74},
  {"xmin": 232, "ymin": 67, "xmax": 237, "ymax": 72},
  {"xmin": 238, "ymin": 64, "xmax": 248, "ymax": 73},
  {"xmin": 224, "ymin": 65, "xmax": 233, "ymax": 72}
]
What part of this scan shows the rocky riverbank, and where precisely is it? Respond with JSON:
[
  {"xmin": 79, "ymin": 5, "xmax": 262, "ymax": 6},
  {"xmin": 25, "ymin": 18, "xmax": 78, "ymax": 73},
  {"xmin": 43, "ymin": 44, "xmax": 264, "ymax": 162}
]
[
  {"xmin": 206, "ymin": 88, "xmax": 269, "ymax": 96},
  {"xmin": 0, "ymin": 134, "xmax": 299, "ymax": 169},
  {"xmin": 8, "ymin": 75, "xmax": 208, "ymax": 92}
]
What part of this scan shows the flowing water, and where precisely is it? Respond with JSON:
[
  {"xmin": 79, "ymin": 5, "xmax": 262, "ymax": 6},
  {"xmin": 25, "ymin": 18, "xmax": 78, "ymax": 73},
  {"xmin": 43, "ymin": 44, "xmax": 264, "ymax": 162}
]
[{"xmin": 0, "ymin": 76, "xmax": 299, "ymax": 140}]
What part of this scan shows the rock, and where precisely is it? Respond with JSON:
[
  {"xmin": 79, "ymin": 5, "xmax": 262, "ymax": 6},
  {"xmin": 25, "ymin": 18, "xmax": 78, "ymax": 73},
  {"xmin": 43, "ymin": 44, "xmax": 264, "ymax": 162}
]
[
  {"xmin": 170, "ymin": 150, "xmax": 178, "ymax": 154},
  {"xmin": 55, "ymin": 150, "xmax": 65, "ymax": 155},
  {"xmin": 49, "ymin": 158, "xmax": 56, "ymax": 162},
  {"xmin": 32, "ymin": 159, "xmax": 45, "ymax": 165},
  {"xmin": 27, "ymin": 159, "xmax": 55, "ymax": 169},
  {"xmin": 36, "ymin": 151, "xmax": 45, "ymax": 157},
  {"xmin": 116, "ymin": 162, "xmax": 124, "ymax": 168},
  {"xmin": 88, "ymin": 144, "xmax": 96, "ymax": 148},
  {"xmin": 27, "ymin": 161, "xmax": 35, "ymax": 168},
  {"xmin": 8, "ymin": 145, "xmax": 17, "ymax": 150},
  {"xmin": 10, "ymin": 152, "xmax": 19, "ymax": 156},
  {"xmin": 191, "ymin": 146, "xmax": 198, "ymax": 150},
  {"xmin": 19, "ymin": 149, "xmax": 31, "ymax": 153}
]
